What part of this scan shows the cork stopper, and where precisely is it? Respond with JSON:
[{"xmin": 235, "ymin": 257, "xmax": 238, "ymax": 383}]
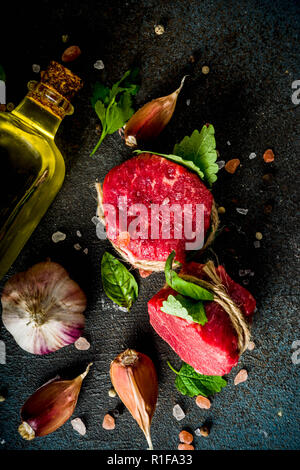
[
  {"xmin": 40, "ymin": 61, "xmax": 83, "ymax": 101},
  {"xmin": 27, "ymin": 61, "xmax": 83, "ymax": 118}
]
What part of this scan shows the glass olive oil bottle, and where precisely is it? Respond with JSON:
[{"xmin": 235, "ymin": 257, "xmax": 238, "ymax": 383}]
[{"xmin": 0, "ymin": 61, "xmax": 83, "ymax": 279}]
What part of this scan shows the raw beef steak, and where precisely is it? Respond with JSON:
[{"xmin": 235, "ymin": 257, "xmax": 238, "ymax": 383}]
[
  {"xmin": 148, "ymin": 262, "xmax": 256, "ymax": 375},
  {"xmin": 102, "ymin": 153, "xmax": 213, "ymax": 264}
]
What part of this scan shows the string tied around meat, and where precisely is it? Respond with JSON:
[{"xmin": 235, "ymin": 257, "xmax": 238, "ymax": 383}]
[{"xmin": 179, "ymin": 261, "xmax": 251, "ymax": 355}]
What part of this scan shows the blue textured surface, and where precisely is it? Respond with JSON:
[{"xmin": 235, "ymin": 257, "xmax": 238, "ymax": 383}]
[{"xmin": 0, "ymin": 0, "xmax": 299, "ymax": 450}]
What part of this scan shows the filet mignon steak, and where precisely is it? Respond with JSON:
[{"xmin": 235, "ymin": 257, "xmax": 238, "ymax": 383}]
[
  {"xmin": 148, "ymin": 262, "xmax": 256, "ymax": 375},
  {"xmin": 102, "ymin": 153, "xmax": 213, "ymax": 264}
]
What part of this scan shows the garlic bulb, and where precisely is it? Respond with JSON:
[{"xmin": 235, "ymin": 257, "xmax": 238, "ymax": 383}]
[{"xmin": 1, "ymin": 261, "xmax": 86, "ymax": 354}]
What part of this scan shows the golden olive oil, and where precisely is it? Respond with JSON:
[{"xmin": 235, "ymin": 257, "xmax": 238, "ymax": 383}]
[{"xmin": 0, "ymin": 62, "xmax": 83, "ymax": 279}]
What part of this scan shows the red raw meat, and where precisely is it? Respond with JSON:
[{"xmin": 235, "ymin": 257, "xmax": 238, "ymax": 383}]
[
  {"xmin": 148, "ymin": 262, "xmax": 256, "ymax": 375},
  {"xmin": 102, "ymin": 153, "xmax": 213, "ymax": 264}
]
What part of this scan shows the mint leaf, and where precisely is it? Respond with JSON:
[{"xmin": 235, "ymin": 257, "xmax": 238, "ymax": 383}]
[
  {"xmin": 173, "ymin": 125, "xmax": 219, "ymax": 186},
  {"xmin": 161, "ymin": 294, "xmax": 208, "ymax": 325},
  {"xmin": 101, "ymin": 252, "xmax": 138, "ymax": 310},
  {"xmin": 90, "ymin": 68, "xmax": 140, "ymax": 155},
  {"xmin": 165, "ymin": 251, "xmax": 213, "ymax": 301},
  {"xmin": 0, "ymin": 65, "xmax": 5, "ymax": 82},
  {"xmin": 133, "ymin": 150, "xmax": 204, "ymax": 180},
  {"xmin": 168, "ymin": 362, "xmax": 227, "ymax": 397}
]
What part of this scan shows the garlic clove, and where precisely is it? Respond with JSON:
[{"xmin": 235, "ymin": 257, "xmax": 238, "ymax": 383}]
[
  {"xmin": 18, "ymin": 363, "xmax": 92, "ymax": 439},
  {"xmin": 110, "ymin": 349, "xmax": 158, "ymax": 449},
  {"xmin": 124, "ymin": 76, "xmax": 187, "ymax": 147},
  {"xmin": 1, "ymin": 261, "xmax": 86, "ymax": 354}
]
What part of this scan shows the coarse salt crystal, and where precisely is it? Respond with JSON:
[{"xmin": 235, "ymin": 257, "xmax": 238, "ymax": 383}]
[
  {"xmin": 217, "ymin": 160, "xmax": 225, "ymax": 169},
  {"xmin": 247, "ymin": 341, "xmax": 255, "ymax": 351},
  {"xmin": 263, "ymin": 149, "xmax": 275, "ymax": 163},
  {"xmin": 173, "ymin": 404, "xmax": 185, "ymax": 421},
  {"xmin": 0, "ymin": 439, "xmax": 5, "ymax": 445},
  {"xmin": 225, "ymin": 158, "xmax": 240, "ymax": 174},
  {"xmin": 194, "ymin": 428, "xmax": 201, "ymax": 437},
  {"xmin": 102, "ymin": 414, "xmax": 115, "ymax": 430},
  {"xmin": 95, "ymin": 221, "xmax": 106, "ymax": 239},
  {"xmin": 254, "ymin": 240, "xmax": 261, "ymax": 248},
  {"xmin": 76, "ymin": 230, "xmax": 82, "ymax": 237},
  {"xmin": 195, "ymin": 395, "xmax": 211, "ymax": 409},
  {"xmin": 154, "ymin": 24, "xmax": 165, "ymax": 35},
  {"xmin": 249, "ymin": 152, "xmax": 257, "ymax": 159},
  {"xmin": 178, "ymin": 443, "xmax": 194, "ymax": 450},
  {"xmin": 32, "ymin": 64, "xmax": 40, "ymax": 73},
  {"xmin": 74, "ymin": 243, "xmax": 81, "ymax": 250},
  {"xmin": 52, "ymin": 231, "xmax": 66, "ymax": 243},
  {"xmin": 74, "ymin": 337, "xmax": 90, "ymax": 350},
  {"xmin": 234, "ymin": 369, "xmax": 248, "ymax": 385},
  {"xmin": 94, "ymin": 60, "xmax": 105, "ymax": 70},
  {"xmin": 227, "ymin": 141, "xmax": 231, "ymax": 146},
  {"xmin": 186, "ymin": 99, "xmax": 191, "ymax": 106},
  {"xmin": 236, "ymin": 208, "xmax": 248, "ymax": 215},
  {"xmin": 83, "ymin": 248, "xmax": 88, "ymax": 255},
  {"xmin": 239, "ymin": 269, "xmax": 251, "ymax": 277},
  {"xmin": 108, "ymin": 388, "xmax": 117, "ymax": 398},
  {"xmin": 0, "ymin": 340, "xmax": 6, "ymax": 364},
  {"xmin": 179, "ymin": 430, "xmax": 193, "ymax": 444},
  {"xmin": 71, "ymin": 417, "xmax": 86, "ymax": 435}
]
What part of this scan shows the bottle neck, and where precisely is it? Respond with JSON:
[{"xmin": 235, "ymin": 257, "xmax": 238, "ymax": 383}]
[{"xmin": 12, "ymin": 82, "xmax": 74, "ymax": 139}]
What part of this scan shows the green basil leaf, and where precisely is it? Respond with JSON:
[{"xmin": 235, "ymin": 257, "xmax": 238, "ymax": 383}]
[
  {"xmin": 101, "ymin": 252, "xmax": 138, "ymax": 310},
  {"xmin": 161, "ymin": 294, "xmax": 207, "ymax": 325},
  {"xmin": 165, "ymin": 251, "xmax": 213, "ymax": 301},
  {"xmin": 168, "ymin": 362, "xmax": 227, "ymax": 397}
]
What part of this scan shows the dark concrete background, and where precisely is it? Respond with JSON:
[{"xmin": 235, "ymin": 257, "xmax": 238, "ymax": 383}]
[{"xmin": 0, "ymin": 0, "xmax": 299, "ymax": 450}]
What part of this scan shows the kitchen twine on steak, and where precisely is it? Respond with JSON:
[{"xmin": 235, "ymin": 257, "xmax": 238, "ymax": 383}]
[
  {"xmin": 95, "ymin": 182, "xmax": 220, "ymax": 274},
  {"xmin": 179, "ymin": 263, "xmax": 251, "ymax": 354}
]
